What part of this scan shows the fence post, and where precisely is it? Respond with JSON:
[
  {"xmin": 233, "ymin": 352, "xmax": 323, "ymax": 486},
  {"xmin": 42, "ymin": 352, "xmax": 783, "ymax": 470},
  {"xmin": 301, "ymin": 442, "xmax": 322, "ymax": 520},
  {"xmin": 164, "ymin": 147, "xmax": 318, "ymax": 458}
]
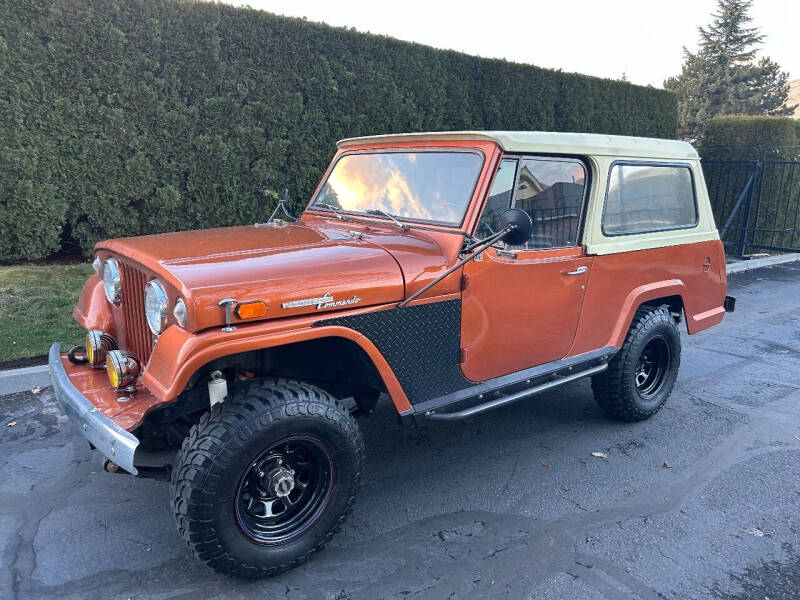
[
  {"xmin": 736, "ymin": 160, "xmax": 759, "ymax": 258},
  {"xmin": 749, "ymin": 152, "xmax": 769, "ymax": 252}
]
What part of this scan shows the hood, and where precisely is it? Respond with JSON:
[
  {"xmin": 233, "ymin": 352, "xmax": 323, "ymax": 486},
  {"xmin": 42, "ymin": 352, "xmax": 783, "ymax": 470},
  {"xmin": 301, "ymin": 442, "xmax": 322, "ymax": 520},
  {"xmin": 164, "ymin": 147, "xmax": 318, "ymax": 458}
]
[{"xmin": 97, "ymin": 221, "xmax": 406, "ymax": 331}]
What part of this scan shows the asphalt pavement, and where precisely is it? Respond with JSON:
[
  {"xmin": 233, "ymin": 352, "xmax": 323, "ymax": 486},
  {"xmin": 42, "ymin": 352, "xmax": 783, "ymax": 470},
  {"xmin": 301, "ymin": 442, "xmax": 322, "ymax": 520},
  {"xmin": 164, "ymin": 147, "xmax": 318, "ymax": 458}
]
[{"xmin": 1, "ymin": 263, "xmax": 799, "ymax": 599}]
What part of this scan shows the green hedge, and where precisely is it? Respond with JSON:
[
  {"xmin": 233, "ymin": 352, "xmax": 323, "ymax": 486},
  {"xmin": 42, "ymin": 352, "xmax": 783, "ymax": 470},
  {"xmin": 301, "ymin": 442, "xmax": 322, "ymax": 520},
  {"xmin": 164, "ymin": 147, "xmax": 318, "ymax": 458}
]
[
  {"xmin": 0, "ymin": 0, "xmax": 677, "ymax": 262},
  {"xmin": 700, "ymin": 115, "xmax": 800, "ymax": 159}
]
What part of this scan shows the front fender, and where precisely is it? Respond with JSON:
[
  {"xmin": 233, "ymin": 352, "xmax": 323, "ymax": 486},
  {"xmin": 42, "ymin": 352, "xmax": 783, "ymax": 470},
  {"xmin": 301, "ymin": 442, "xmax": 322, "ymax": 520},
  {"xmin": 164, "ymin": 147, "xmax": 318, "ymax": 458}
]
[
  {"xmin": 73, "ymin": 274, "xmax": 115, "ymax": 335},
  {"xmin": 140, "ymin": 316, "xmax": 413, "ymax": 413}
]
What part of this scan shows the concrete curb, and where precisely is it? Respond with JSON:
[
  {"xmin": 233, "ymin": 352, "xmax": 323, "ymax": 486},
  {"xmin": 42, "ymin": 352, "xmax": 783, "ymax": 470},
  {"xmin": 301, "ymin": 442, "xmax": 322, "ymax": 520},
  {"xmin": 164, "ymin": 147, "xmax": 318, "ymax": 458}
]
[
  {"xmin": 0, "ymin": 363, "xmax": 50, "ymax": 397},
  {"xmin": 726, "ymin": 253, "xmax": 800, "ymax": 274},
  {"xmin": 1, "ymin": 253, "xmax": 799, "ymax": 396}
]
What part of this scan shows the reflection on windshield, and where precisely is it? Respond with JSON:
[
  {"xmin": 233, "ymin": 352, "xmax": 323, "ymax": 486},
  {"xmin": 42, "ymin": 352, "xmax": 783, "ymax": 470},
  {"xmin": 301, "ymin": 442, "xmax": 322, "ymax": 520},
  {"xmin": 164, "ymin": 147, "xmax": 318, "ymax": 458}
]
[{"xmin": 311, "ymin": 152, "xmax": 482, "ymax": 225}]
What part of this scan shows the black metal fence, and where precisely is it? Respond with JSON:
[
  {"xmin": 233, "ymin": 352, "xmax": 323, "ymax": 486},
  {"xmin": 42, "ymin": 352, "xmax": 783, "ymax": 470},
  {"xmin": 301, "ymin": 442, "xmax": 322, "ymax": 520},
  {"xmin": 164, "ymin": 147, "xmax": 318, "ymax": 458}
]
[{"xmin": 700, "ymin": 146, "xmax": 800, "ymax": 257}]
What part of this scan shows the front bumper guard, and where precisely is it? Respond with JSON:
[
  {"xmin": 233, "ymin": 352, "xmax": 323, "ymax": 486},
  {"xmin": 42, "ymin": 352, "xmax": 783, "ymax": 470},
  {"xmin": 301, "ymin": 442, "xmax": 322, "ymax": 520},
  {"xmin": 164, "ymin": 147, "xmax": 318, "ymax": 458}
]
[{"xmin": 48, "ymin": 342, "xmax": 140, "ymax": 475}]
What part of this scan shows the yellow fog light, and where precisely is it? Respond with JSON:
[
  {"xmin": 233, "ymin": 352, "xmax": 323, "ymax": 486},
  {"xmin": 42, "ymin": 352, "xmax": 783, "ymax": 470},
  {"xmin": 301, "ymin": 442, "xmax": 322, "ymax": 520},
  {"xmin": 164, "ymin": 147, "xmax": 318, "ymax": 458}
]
[
  {"xmin": 105, "ymin": 350, "xmax": 141, "ymax": 391},
  {"xmin": 106, "ymin": 358, "xmax": 119, "ymax": 388},
  {"xmin": 85, "ymin": 330, "xmax": 117, "ymax": 368}
]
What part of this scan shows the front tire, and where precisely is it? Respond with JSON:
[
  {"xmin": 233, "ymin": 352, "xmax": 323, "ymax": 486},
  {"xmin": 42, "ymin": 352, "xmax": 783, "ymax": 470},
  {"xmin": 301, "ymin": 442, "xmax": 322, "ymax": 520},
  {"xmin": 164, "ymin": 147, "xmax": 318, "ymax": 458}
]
[
  {"xmin": 170, "ymin": 378, "xmax": 365, "ymax": 579},
  {"xmin": 592, "ymin": 305, "xmax": 681, "ymax": 422}
]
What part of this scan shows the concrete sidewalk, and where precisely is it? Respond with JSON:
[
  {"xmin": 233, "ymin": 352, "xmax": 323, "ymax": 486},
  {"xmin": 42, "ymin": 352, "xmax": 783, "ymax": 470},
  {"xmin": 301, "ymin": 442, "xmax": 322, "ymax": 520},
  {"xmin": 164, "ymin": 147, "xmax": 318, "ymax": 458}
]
[
  {"xmin": 0, "ymin": 363, "xmax": 51, "ymax": 396},
  {"xmin": 726, "ymin": 252, "xmax": 800, "ymax": 274},
  {"xmin": 1, "ymin": 252, "xmax": 798, "ymax": 397}
]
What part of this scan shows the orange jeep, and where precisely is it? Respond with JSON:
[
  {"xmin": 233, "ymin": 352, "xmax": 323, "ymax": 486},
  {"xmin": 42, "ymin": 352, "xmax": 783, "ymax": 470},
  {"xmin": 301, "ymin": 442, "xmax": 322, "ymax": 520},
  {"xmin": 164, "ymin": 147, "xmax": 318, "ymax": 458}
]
[{"xmin": 49, "ymin": 131, "xmax": 734, "ymax": 578}]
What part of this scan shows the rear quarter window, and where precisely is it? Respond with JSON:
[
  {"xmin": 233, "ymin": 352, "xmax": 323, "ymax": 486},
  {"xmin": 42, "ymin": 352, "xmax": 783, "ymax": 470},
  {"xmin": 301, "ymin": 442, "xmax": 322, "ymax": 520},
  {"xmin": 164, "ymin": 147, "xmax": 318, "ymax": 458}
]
[{"xmin": 602, "ymin": 163, "xmax": 697, "ymax": 236}]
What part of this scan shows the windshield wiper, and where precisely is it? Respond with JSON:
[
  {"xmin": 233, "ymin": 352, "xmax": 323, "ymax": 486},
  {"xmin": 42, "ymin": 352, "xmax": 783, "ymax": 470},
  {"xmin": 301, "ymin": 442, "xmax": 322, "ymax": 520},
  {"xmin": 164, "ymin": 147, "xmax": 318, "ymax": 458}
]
[
  {"xmin": 365, "ymin": 208, "xmax": 410, "ymax": 231},
  {"xmin": 315, "ymin": 202, "xmax": 348, "ymax": 221}
]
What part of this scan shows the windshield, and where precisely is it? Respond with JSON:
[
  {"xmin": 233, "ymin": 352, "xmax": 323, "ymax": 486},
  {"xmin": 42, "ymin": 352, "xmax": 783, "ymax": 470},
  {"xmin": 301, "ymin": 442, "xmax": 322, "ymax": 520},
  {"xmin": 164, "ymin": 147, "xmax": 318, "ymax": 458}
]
[{"xmin": 310, "ymin": 151, "xmax": 483, "ymax": 226}]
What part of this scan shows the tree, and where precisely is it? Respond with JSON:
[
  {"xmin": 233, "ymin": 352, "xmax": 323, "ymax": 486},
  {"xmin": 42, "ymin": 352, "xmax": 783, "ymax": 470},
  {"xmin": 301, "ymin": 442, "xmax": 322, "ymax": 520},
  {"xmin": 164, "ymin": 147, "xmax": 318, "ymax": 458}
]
[{"xmin": 665, "ymin": 0, "xmax": 794, "ymax": 140}]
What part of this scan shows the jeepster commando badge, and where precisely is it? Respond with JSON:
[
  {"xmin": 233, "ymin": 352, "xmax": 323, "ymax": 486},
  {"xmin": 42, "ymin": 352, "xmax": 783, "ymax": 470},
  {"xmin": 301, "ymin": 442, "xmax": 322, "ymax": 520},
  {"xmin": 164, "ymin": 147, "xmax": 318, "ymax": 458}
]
[{"xmin": 282, "ymin": 292, "xmax": 361, "ymax": 310}]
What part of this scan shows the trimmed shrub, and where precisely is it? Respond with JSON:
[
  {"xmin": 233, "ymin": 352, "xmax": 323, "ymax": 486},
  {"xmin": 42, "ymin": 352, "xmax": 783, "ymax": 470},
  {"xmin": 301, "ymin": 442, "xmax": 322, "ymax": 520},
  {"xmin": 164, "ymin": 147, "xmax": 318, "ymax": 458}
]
[
  {"xmin": 700, "ymin": 115, "xmax": 800, "ymax": 159},
  {"xmin": 0, "ymin": 0, "xmax": 678, "ymax": 261}
]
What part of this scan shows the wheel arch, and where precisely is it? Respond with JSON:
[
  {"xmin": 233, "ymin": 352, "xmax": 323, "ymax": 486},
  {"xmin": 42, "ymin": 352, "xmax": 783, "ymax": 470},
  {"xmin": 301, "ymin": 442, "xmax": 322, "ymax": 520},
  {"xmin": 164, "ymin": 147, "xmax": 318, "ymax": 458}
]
[
  {"xmin": 640, "ymin": 294, "xmax": 684, "ymax": 322},
  {"xmin": 141, "ymin": 325, "xmax": 412, "ymax": 413},
  {"xmin": 607, "ymin": 279, "xmax": 689, "ymax": 348}
]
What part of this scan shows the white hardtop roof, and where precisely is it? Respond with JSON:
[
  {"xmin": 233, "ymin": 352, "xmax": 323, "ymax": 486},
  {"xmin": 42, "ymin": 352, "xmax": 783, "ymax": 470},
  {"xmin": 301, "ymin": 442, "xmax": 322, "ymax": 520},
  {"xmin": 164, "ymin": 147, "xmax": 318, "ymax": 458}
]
[{"xmin": 337, "ymin": 130, "xmax": 698, "ymax": 160}]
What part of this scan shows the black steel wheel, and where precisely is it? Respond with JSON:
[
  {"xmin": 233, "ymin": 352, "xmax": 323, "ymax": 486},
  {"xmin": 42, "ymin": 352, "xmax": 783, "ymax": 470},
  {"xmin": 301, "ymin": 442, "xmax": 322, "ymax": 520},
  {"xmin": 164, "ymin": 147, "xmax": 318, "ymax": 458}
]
[
  {"xmin": 592, "ymin": 305, "xmax": 681, "ymax": 421},
  {"xmin": 171, "ymin": 378, "xmax": 365, "ymax": 579},
  {"xmin": 235, "ymin": 435, "xmax": 334, "ymax": 544},
  {"xmin": 634, "ymin": 335, "xmax": 671, "ymax": 400}
]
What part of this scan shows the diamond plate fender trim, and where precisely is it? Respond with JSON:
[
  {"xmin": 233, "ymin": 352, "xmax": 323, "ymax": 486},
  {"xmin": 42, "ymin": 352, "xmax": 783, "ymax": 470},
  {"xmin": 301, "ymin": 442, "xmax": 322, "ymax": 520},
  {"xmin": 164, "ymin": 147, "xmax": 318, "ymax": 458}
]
[{"xmin": 313, "ymin": 299, "xmax": 471, "ymax": 405}]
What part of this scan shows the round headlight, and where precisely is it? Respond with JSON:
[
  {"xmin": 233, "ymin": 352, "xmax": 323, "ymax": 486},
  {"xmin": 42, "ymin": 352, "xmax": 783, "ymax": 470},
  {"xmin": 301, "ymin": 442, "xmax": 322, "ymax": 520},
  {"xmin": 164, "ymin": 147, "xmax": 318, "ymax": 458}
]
[
  {"xmin": 173, "ymin": 297, "xmax": 188, "ymax": 328},
  {"xmin": 144, "ymin": 280, "xmax": 169, "ymax": 335},
  {"xmin": 102, "ymin": 259, "xmax": 121, "ymax": 305}
]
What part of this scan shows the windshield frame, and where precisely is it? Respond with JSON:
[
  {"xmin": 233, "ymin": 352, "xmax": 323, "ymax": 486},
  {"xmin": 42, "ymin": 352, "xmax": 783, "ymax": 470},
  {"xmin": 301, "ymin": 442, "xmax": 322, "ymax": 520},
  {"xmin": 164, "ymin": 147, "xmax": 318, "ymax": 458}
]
[{"xmin": 306, "ymin": 148, "xmax": 486, "ymax": 228}]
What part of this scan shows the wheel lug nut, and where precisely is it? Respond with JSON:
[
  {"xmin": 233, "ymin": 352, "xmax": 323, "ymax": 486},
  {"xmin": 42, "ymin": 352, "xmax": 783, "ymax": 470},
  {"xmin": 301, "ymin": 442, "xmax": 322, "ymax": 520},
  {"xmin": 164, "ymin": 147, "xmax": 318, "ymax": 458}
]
[{"xmin": 258, "ymin": 471, "xmax": 264, "ymax": 477}]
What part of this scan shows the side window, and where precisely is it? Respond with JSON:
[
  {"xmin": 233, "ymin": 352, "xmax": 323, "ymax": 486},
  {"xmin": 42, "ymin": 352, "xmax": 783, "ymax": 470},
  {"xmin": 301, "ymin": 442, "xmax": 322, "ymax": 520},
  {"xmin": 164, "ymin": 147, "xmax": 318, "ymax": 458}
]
[
  {"xmin": 475, "ymin": 159, "xmax": 517, "ymax": 238},
  {"xmin": 603, "ymin": 163, "xmax": 697, "ymax": 235},
  {"xmin": 509, "ymin": 157, "xmax": 587, "ymax": 250}
]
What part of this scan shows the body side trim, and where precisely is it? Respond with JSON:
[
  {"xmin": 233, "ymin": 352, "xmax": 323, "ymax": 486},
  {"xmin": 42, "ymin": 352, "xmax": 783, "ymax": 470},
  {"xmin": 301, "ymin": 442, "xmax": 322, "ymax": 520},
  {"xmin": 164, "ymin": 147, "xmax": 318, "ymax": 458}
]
[{"xmin": 691, "ymin": 306, "xmax": 726, "ymax": 328}]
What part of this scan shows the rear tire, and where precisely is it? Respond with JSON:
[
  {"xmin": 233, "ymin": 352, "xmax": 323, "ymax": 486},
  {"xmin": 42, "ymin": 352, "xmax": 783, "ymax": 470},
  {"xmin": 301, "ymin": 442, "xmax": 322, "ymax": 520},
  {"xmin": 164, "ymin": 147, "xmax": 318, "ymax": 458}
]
[
  {"xmin": 592, "ymin": 305, "xmax": 681, "ymax": 422},
  {"xmin": 170, "ymin": 378, "xmax": 364, "ymax": 579}
]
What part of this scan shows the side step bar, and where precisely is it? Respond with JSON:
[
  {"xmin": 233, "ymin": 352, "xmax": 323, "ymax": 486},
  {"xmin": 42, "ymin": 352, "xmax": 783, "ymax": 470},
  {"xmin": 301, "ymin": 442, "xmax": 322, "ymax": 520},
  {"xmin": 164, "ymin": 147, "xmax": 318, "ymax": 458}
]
[{"xmin": 425, "ymin": 363, "xmax": 608, "ymax": 421}]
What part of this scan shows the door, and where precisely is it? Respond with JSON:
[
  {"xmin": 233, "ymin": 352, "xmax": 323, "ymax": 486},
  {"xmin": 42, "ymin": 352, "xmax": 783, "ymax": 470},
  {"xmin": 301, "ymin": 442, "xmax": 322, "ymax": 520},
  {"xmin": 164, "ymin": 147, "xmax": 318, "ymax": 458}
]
[{"xmin": 460, "ymin": 156, "xmax": 592, "ymax": 382}]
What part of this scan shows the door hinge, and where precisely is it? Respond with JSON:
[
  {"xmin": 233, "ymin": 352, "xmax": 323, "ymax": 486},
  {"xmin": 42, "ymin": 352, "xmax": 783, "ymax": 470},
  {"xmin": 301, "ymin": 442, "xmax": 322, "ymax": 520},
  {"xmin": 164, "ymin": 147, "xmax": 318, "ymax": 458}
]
[
  {"xmin": 460, "ymin": 273, "xmax": 469, "ymax": 291},
  {"xmin": 459, "ymin": 348, "xmax": 467, "ymax": 363}
]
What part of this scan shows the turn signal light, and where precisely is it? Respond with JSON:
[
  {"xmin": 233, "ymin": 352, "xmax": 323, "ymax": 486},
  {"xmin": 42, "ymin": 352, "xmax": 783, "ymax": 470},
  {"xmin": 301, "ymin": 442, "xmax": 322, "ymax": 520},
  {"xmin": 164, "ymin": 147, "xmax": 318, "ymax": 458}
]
[
  {"xmin": 85, "ymin": 330, "xmax": 117, "ymax": 368},
  {"xmin": 236, "ymin": 301, "xmax": 268, "ymax": 320},
  {"xmin": 106, "ymin": 350, "xmax": 141, "ymax": 391}
]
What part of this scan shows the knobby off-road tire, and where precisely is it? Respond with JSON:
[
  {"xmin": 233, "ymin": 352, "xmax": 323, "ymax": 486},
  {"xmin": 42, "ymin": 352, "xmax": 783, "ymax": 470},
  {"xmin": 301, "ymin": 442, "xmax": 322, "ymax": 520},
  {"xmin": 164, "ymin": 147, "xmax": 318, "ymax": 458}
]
[
  {"xmin": 170, "ymin": 378, "xmax": 365, "ymax": 579},
  {"xmin": 591, "ymin": 305, "xmax": 681, "ymax": 422}
]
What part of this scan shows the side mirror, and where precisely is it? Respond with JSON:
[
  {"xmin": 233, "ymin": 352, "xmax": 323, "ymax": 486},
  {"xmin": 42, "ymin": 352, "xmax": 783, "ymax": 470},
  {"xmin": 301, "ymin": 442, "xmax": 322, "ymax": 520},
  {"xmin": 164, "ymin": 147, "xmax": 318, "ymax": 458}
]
[
  {"xmin": 496, "ymin": 208, "xmax": 532, "ymax": 246},
  {"xmin": 398, "ymin": 208, "xmax": 531, "ymax": 308}
]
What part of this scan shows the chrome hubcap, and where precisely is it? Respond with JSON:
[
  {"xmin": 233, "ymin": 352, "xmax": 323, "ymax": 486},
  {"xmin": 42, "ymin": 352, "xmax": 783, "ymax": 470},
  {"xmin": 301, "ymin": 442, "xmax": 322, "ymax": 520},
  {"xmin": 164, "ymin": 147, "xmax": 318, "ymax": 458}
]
[{"xmin": 267, "ymin": 467, "xmax": 296, "ymax": 498}]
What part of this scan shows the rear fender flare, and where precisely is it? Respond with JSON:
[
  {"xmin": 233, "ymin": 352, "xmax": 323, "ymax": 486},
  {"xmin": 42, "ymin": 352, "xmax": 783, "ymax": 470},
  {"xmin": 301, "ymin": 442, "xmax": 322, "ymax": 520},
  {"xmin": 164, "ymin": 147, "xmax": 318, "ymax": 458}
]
[{"xmin": 607, "ymin": 279, "xmax": 688, "ymax": 348}]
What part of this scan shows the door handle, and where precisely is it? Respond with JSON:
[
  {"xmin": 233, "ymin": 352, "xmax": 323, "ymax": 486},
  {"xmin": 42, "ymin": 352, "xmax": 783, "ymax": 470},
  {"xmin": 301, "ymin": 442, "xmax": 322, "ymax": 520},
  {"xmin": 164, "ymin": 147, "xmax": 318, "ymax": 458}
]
[{"xmin": 563, "ymin": 265, "xmax": 588, "ymax": 276}]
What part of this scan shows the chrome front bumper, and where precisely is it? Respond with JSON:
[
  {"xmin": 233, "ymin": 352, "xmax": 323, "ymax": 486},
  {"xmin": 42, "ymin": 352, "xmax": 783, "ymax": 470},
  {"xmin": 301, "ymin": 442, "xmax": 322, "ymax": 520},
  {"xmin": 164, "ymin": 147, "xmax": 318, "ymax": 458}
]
[{"xmin": 48, "ymin": 343, "xmax": 140, "ymax": 475}]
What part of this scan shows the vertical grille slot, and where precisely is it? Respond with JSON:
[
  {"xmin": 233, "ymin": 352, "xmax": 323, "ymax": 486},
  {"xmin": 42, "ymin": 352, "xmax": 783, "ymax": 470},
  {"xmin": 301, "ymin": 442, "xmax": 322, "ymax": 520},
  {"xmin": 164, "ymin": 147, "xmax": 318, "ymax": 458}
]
[{"xmin": 118, "ymin": 262, "xmax": 154, "ymax": 365}]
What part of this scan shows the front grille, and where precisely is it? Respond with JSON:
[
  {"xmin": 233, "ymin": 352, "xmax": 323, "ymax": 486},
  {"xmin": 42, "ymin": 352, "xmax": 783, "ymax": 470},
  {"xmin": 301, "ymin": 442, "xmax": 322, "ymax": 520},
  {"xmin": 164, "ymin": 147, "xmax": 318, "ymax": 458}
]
[{"xmin": 118, "ymin": 261, "xmax": 154, "ymax": 365}]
